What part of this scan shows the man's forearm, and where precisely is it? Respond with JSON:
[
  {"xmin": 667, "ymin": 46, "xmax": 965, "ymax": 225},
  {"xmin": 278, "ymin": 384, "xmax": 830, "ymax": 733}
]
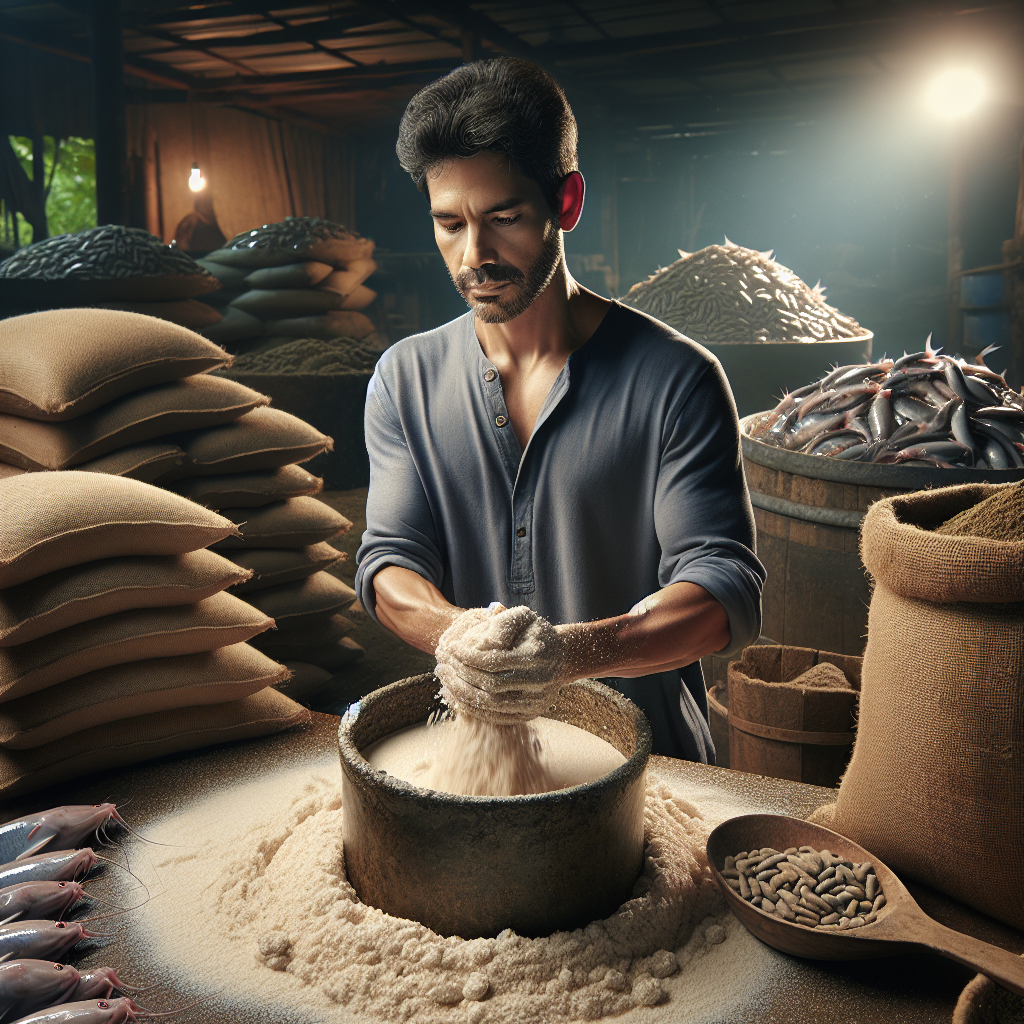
[
  {"xmin": 556, "ymin": 581, "xmax": 730, "ymax": 679},
  {"xmin": 372, "ymin": 565, "xmax": 464, "ymax": 654}
]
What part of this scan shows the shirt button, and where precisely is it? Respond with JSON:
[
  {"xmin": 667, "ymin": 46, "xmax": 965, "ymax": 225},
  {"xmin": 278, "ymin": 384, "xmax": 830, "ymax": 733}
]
[
  {"xmin": 483, "ymin": 369, "xmax": 497, "ymax": 382},
  {"xmin": 495, "ymin": 415, "xmax": 507, "ymax": 427},
  {"xmin": 516, "ymin": 527, "xmax": 527, "ymax": 537}
]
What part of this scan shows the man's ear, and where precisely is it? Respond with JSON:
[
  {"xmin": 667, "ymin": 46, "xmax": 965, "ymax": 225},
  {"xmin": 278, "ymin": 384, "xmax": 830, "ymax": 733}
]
[{"xmin": 557, "ymin": 171, "xmax": 585, "ymax": 232}]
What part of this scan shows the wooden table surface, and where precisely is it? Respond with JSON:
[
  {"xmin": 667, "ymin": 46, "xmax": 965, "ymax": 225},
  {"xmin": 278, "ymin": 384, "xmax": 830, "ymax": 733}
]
[{"xmin": 2, "ymin": 710, "xmax": 1020, "ymax": 1024}]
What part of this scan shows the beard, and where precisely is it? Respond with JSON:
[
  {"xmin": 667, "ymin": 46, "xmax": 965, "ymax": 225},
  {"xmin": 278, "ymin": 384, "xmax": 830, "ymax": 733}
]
[{"xmin": 452, "ymin": 221, "xmax": 562, "ymax": 324}]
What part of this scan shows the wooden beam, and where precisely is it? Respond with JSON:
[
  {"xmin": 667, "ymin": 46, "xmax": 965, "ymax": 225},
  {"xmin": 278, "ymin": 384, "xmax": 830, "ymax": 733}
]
[
  {"xmin": 126, "ymin": 14, "xmax": 385, "ymax": 50},
  {"xmin": 91, "ymin": 0, "xmax": 128, "ymax": 225}
]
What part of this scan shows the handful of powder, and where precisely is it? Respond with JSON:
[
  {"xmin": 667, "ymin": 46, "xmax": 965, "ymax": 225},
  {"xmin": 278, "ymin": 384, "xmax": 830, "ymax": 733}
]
[
  {"xmin": 934, "ymin": 480, "xmax": 1024, "ymax": 542},
  {"xmin": 723, "ymin": 845, "xmax": 885, "ymax": 929}
]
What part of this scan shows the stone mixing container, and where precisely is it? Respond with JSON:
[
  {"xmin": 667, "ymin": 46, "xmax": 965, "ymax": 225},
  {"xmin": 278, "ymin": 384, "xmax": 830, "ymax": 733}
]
[{"xmin": 338, "ymin": 674, "xmax": 652, "ymax": 940}]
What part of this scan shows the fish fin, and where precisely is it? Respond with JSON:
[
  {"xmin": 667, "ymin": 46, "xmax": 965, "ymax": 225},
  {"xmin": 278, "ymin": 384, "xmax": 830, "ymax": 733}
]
[
  {"xmin": 0, "ymin": 913, "xmax": 18, "ymax": 927},
  {"xmin": 977, "ymin": 343, "xmax": 1000, "ymax": 367},
  {"xmin": 0, "ymin": 952, "xmax": 12, "ymax": 964},
  {"xmin": 15, "ymin": 831, "xmax": 55, "ymax": 860}
]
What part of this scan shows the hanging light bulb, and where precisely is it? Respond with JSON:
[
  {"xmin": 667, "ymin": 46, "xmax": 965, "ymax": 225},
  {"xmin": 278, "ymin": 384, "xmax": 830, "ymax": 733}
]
[{"xmin": 188, "ymin": 162, "xmax": 206, "ymax": 192}]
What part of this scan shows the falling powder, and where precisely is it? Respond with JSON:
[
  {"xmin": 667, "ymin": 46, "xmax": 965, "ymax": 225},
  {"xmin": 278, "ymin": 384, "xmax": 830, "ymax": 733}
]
[{"xmin": 134, "ymin": 766, "xmax": 780, "ymax": 1024}]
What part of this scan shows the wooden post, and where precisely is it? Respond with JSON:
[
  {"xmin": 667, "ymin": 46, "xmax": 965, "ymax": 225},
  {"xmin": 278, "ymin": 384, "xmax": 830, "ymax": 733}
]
[
  {"xmin": 947, "ymin": 136, "xmax": 966, "ymax": 352},
  {"xmin": 30, "ymin": 130, "xmax": 47, "ymax": 241},
  {"xmin": 143, "ymin": 124, "xmax": 162, "ymax": 240},
  {"xmin": 1001, "ymin": 132, "xmax": 1024, "ymax": 390},
  {"xmin": 460, "ymin": 27, "xmax": 480, "ymax": 63},
  {"xmin": 91, "ymin": 0, "xmax": 128, "ymax": 226}
]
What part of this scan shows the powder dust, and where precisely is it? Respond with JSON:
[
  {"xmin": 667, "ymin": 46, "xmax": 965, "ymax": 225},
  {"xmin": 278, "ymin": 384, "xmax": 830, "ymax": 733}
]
[{"xmin": 135, "ymin": 766, "xmax": 775, "ymax": 1024}]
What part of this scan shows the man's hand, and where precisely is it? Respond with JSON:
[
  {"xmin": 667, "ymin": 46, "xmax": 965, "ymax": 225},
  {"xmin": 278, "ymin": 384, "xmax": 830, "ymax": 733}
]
[{"xmin": 434, "ymin": 605, "xmax": 572, "ymax": 723}]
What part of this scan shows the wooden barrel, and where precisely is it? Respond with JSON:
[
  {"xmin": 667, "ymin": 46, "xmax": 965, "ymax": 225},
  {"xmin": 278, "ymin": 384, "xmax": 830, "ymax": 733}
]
[
  {"xmin": 726, "ymin": 644, "xmax": 862, "ymax": 788},
  {"xmin": 706, "ymin": 334, "xmax": 872, "ymax": 417},
  {"xmin": 740, "ymin": 412, "xmax": 1024, "ymax": 657}
]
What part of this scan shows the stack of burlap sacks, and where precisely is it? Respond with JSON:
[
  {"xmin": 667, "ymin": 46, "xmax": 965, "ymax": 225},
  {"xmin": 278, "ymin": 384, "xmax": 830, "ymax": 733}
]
[
  {"xmin": 196, "ymin": 217, "xmax": 380, "ymax": 352},
  {"xmin": 0, "ymin": 471, "xmax": 310, "ymax": 797},
  {"xmin": 811, "ymin": 483, "xmax": 1023, "ymax": 933},
  {"xmin": 0, "ymin": 225, "xmax": 224, "ymax": 332},
  {"xmin": 0, "ymin": 307, "xmax": 364, "ymax": 700}
]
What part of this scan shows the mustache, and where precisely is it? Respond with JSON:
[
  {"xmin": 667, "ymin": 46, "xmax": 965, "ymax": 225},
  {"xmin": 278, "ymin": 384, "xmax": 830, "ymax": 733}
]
[{"xmin": 455, "ymin": 263, "xmax": 525, "ymax": 291}]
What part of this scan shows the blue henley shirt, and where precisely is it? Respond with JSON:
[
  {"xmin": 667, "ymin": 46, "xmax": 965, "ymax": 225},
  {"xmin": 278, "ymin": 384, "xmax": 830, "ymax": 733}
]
[{"xmin": 355, "ymin": 301, "xmax": 765, "ymax": 762}]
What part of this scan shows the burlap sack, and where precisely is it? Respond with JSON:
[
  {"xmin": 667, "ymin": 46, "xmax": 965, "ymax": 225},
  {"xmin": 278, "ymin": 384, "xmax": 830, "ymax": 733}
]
[
  {"xmin": 170, "ymin": 465, "xmax": 323, "ymax": 510},
  {"xmin": 97, "ymin": 300, "xmax": 223, "ymax": 331},
  {"xmin": 0, "ymin": 643, "xmax": 287, "ymax": 748},
  {"xmin": 264, "ymin": 310, "xmax": 377, "ymax": 342},
  {"xmin": 201, "ymin": 307, "xmax": 265, "ymax": 346},
  {"xmin": 0, "ymin": 550, "xmax": 250, "ymax": 647},
  {"xmin": 267, "ymin": 637, "xmax": 363, "ymax": 670},
  {"xmin": 230, "ymin": 288, "xmax": 346, "ymax": 320},
  {"xmin": 252, "ymin": 611, "xmax": 355, "ymax": 649},
  {"xmin": 0, "ymin": 464, "xmax": 24, "ymax": 480},
  {"xmin": 338, "ymin": 284, "xmax": 376, "ymax": 311},
  {"xmin": 243, "ymin": 262, "xmax": 332, "ymax": 289},
  {"xmin": 953, "ymin": 957, "xmax": 1024, "ymax": 1024},
  {"xmin": 277, "ymin": 661, "xmax": 332, "ymax": 699},
  {"xmin": 76, "ymin": 442, "xmax": 187, "ymax": 483},
  {"xmin": 195, "ymin": 259, "xmax": 249, "ymax": 290},
  {"xmin": 0, "ymin": 687, "xmax": 308, "ymax": 797},
  {"xmin": 243, "ymin": 571, "xmax": 356, "ymax": 623},
  {"xmin": 810, "ymin": 483, "xmax": 1024, "ymax": 929},
  {"xmin": 0, "ymin": 375, "xmax": 269, "ymax": 471},
  {"xmin": 0, "ymin": 591, "xmax": 272, "ymax": 702},
  {"xmin": 205, "ymin": 232, "xmax": 373, "ymax": 270},
  {"xmin": 319, "ymin": 260, "xmax": 376, "ymax": 297},
  {"xmin": 0, "ymin": 309, "xmax": 230, "ymax": 421},
  {"xmin": 212, "ymin": 497, "xmax": 352, "ymax": 549},
  {"xmin": 228, "ymin": 543, "xmax": 344, "ymax": 594},
  {"xmin": 0, "ymin": 472, "xmax": 239, "ymax": 588},
  {"xmin": 164, "ymin": 407, "xmax": 332, "ymax": 480}
]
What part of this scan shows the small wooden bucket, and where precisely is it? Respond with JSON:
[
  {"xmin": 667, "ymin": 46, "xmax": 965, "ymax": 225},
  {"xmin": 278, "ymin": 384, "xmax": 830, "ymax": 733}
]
[{"xmin": 723, "ymin": 644, "xmax": 862, "ymax": 788}]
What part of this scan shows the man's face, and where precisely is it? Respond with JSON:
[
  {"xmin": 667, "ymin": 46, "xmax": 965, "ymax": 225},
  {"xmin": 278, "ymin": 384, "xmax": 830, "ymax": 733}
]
[{"xmin": 427, "ymin": 151, "xmax": 562, "ymax": 324}]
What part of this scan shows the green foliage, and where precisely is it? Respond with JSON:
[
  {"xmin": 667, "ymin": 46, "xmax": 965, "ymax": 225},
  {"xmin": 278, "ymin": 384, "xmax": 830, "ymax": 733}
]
[{"xmin": 3, "ymin": 136, "xmax": 96, "ymax": 245}]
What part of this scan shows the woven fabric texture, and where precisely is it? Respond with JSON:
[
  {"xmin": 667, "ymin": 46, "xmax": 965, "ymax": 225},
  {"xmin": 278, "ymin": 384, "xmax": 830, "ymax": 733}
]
[
  {"xmin": 170, "ymin": 464, "xmax": 322, "ymax": 509},
  {"xmin": 0, "ymin": 472, "xmax": 238, "ymax": 588},
  {"xmin": 813, "ymin": 487, "xmax": 1024, "ymax": 929},
  {"xmin": 0, "ymin": 642, "xmax": 287, "ymax": 748},
  {"xmin": 0, "ymin": 591, "xmax": 273, "ymax": 702},
  {"xmin": 166, "ymin": 407, "xmax": 332, "ymax": 480},
  {"xmin": 861, "ymin": 482, "xmax": 1024, "ymax": 604},
  {"xmin": 212, "ymin": 497, "xmax": 351, "ymax": 549},
  {"xmin": 0, "ymin": 550, "xmax": 251, "ymax": 647},
  {"xmin": 0, "ymin": 375, "xmax": 268, "ymax": 471},
  {"xmin": 0, "ymin": 309, "xmax": 230, "ymax": 421},
  {"xmin": 228, "ymin": 543, "xmax": 344, "ymax": 594},
  {"xmin": 0, "ymin": 687, "xmax": 308, "ymax": 797},
  {"xmin": 74, "ymin": 442, "xmax": 186, "ymax": 483}
]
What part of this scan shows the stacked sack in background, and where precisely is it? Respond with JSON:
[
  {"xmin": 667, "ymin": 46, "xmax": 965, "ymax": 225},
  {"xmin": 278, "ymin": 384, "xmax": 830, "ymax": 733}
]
[
  {"xmin": 0, "ymin": 225, "xmax": 223, "ymax": 332},
  {"xmin": 196, "ymin": 217, "xmax": 382, "ymax": 352},
  {"xmin": 0, "ymin": 471, "xmax": 309, "ymax": 797},
  {"xmin": 0, "ymin": 307, "xmax": 365, "ymax": 698}
]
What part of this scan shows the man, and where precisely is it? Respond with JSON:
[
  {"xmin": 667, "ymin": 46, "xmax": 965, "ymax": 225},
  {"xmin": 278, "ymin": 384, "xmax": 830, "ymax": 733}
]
[{"xmin": 355, "ymin": 57, "xmax": 765, "ymax": 762}]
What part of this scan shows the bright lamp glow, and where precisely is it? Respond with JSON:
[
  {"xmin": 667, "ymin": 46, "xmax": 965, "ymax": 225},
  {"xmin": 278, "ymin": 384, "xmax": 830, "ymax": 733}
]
[
  {"xmin": 188, "ymin": 163, "xmax": 206, "ymax": 192},
  {"xmin": 925, "ymin": 68, "xmax": 988, "ymax": 121}
]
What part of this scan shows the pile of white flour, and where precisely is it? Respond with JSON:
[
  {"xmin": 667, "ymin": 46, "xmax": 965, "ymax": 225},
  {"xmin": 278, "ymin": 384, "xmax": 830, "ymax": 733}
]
[{"xmin": 135, "ymin": 767, "xmax": 778, "ymax": 1023}]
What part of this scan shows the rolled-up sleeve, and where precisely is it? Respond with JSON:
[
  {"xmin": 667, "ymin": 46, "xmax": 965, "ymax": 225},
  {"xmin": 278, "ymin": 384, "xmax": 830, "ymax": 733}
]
[
  {"xmin": 655, "ymin": 358, "xmax": 765, "ymax": 658},
  {"xmin": 355, "ymin": 368, "xmax": 446, "ymax": 624}
]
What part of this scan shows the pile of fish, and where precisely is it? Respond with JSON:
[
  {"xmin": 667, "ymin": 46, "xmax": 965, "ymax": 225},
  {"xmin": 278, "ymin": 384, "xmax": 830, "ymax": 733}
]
[
  {"xmin": 751, "ymin": 341, "xmax": 1024, "ymax": 469},
  {"xmin": 0, "ymin": 804, "xmax": 158, "ymax": 1022}
]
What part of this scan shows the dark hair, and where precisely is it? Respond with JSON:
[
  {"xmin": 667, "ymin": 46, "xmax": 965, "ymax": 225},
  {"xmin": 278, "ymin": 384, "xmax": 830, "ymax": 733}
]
[{"xmin": 396, "ymin": 57, "xmax": 578, "ymax": 212}]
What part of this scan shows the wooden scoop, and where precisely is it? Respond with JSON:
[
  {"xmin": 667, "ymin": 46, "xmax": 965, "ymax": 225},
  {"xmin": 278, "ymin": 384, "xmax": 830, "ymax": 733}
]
[{"xmin": 707, "ymin": 813, "xmax": 1024, "ymax": 996}]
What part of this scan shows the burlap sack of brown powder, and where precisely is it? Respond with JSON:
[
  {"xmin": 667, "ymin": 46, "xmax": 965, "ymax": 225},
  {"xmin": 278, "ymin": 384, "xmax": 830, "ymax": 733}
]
[
  {"xmin": 0, "ymin": 309, "xmax": 230, "ymax": 421},
  {"xmin": 810, "ymin": 483, "xmax": 1024, "ymax": 929},
  {"xmin": 243, "ymin": 262, "xmax": 332, "ymax": 289},
  {"xmin": 243, "ymin": 572, "xmax": 356, "ymax": 625},
  {"xmin": 0, "ymin": 375, "xmax": 268, "ymax": 471},
  {"xmin": 252, "ymin": 611, "xmax": 355, "ymax": 651},
  {"xmin": 0, "ymin": 687, "xmax": 308, "ymax": 798},
  {"xmin": 162, "ymin": 406, "xmax": 332, "ymax": 481},
  {"xmin": 170, "ymin": 465, "xmax": 323, "ymax": 509},
  {"xmin": 75, "ymin": 442, "xmax": 187, "ymax": 483},
  {"xmin": 0, "ymin": 550, "xmax": 251, "ymax": 647},
  {"xmin": 0, "ymin": 472, "xmax": 239, "ymax": 588},
  {"xmin": 0, "ymin": 591, "xmax": 273, "ymax": 702},
  {"xmin": 0, "ymin": 642, "xmax": 288, "ymax": 748},
  {"xmin": 212, "ymin": 498, "xmax": 352, "ymax": 549},
  {"xmin": 277, "ymin": 661, "xmax": 333, "ymax": 700},
  {"xmin": 228, "ymin": 543, "xmax": 344, "ymax": 594}
]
